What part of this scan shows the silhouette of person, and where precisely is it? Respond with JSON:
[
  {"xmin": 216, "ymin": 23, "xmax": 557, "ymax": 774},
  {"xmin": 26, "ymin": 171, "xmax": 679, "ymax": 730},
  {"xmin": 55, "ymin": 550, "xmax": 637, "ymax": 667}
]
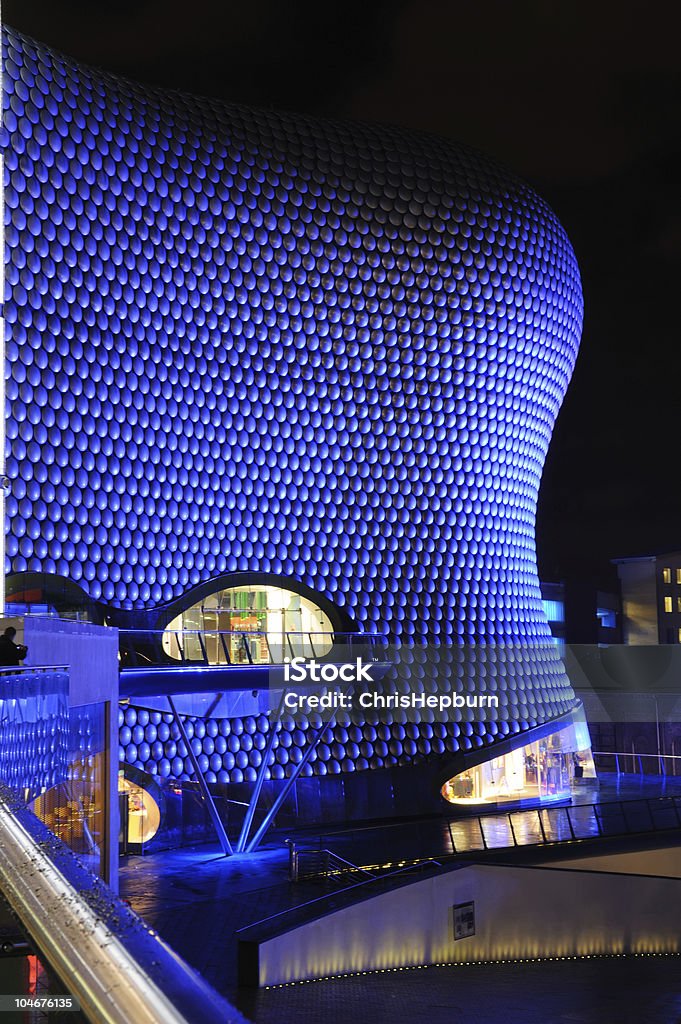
[{"xmin": 0, "ymin": 627, "xmax": 28, "ymax": 666}]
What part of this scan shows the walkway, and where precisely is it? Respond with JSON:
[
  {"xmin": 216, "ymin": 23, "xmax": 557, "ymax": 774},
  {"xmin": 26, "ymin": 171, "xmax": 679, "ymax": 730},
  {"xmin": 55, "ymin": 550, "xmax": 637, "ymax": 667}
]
[{"xmin": 299, "ymin": 772, "xmax": 681, "ymax": 867}]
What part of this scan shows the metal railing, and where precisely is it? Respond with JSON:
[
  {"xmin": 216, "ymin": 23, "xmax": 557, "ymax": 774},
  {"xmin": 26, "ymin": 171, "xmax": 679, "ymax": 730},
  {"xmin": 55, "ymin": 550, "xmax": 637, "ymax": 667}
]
[
  {"xmin": 119, "ymin": 628, "xmax": 388, "ymax": 669},
  {"xmin": 447, "ymin": 794, "xmax": 681, "ymax": 853},
  {"xmin": 593, "ymin": 750, "xmax": 681, "ymax": 777},
  {"xmin": 238, "ymin": 856, "xmax": 444, "ymax": 956},
  {"xmin": 0, "ymin": 791, "xmax": 246, "ymax": 1024},
  {"xmin": 286, "ymin": 840, "xmax": 375, "ymax": 885}
]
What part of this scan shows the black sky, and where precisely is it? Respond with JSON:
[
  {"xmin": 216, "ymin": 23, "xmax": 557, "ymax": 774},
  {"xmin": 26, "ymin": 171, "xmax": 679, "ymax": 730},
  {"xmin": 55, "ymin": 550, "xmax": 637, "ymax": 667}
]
[{"xmin": 4, "ymin": 0, "xmax": 681, "ymax": 588}]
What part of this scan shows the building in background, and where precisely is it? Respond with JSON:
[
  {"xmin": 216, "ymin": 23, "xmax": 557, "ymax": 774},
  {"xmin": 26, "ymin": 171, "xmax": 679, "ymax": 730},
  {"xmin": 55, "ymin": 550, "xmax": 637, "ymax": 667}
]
[
  {"xmin": 540, "ymin": 580, "xmax": 621, "ymax": 646},
  {"xmin": 613, "ymin": 552, "xmax": 681, "ymax": 645}
]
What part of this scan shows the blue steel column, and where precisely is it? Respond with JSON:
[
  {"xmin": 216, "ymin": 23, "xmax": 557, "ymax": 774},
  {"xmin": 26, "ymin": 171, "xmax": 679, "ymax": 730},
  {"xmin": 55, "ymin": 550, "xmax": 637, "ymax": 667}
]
[
  {"xmin": 244, "ymin": 692, "xmax": 353, "ymax": 854},
  {"xmin": 167, "ymin": 696, "xmax": 233, "ymax": 856},
  {"xmin": 235, "ymin": 688, "xmax": 288, "ymax": 853}
]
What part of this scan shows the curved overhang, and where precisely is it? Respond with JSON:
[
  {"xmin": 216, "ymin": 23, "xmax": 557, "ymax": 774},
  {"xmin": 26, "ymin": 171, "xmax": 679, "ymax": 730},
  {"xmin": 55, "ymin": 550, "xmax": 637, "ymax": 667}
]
[{"xmin": 151, "ymin": 572, "xmax": 360, "ymax": 633}]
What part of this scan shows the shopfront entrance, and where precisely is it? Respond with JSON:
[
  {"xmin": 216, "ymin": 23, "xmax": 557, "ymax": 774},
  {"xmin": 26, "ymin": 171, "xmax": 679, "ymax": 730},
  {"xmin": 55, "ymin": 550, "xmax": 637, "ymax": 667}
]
[{"xmin": 442, "ymin": 721, "xmax": 597, "ymax": 807}]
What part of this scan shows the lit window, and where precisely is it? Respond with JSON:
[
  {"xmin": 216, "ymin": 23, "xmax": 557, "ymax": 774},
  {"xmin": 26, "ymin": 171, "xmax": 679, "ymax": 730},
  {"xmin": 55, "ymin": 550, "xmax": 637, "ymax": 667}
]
[
  {"xmin": 665, "ymin": 596, "xmax": 673, "ymax": 613},
  {"xmin": 163, "ymin": 583, "xmax": 334, "ymax": 664},
  {"xmin": 678, "ymin": 597, "xmax": 681, "ymax": 614},
  {"xmin": 677, "ymin": 569, "xmax": 681, "ymax": 586},
  {"xmin": 662, "ymin": 568, "xmax": 672, "ymax": 584},
  {"xmin": 678, "ymin": 628, "xmax": 681, "ymax": 644}
]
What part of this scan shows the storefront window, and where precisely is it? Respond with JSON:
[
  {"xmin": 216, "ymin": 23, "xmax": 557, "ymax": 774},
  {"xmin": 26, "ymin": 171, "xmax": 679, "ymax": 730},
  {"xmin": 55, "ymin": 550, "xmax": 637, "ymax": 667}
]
[
  {"xmin": 119, "ymin": 775, "xmax": 161, "ymax": 848},
  {"xmin": 442, "ymin": 721, "xmax": 596, "ymax": 807},
  {"xmin": 162, "ymin": 584, "xmax": 334, "ymax": 665}
]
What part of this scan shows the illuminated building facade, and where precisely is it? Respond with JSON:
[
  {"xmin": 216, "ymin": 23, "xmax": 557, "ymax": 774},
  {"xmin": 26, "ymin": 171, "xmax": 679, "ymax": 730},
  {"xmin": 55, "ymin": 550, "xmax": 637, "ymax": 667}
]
[{"xmin": 3, "ymin": 25, "xmax": 591, "ymax": 821}]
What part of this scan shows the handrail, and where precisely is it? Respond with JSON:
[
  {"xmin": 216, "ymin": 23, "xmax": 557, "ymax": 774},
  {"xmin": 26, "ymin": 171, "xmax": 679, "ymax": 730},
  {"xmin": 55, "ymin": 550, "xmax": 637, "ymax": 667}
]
[
  {"xmin": 324, "ymin": 851, "xmax": 375, "ymax": 878},
  {"xmin": 245, "ymin": 855, "xmax": 444, "ymax": 934},
  {"xmin": 118, "ymin": 629, "xmax": 386, "ymax": 637},
  {"xmin": 592, "ymin": 749, "xmax": 681, "ymax": 777},
  {"xmin": 593, "ymin": 750, "xmax": 681, "ymax": 761},
  {"xmin": 0, "ymin": 794, "xmax": 245, "ymax": 1024},
  {"xmin": 0, "ymin": 664, "xmax": 68, "ymax": 674},
  {"xmin": 118, "ymin": 628, "xmax": 388, "ymax": 669}
]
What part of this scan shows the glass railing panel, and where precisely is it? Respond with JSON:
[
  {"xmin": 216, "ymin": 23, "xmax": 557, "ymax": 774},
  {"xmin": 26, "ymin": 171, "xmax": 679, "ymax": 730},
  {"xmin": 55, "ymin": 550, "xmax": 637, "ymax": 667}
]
[
  {"xmin": 0, "ymin": 667, "xmax": 69, "ymax": 800},
  {"xmin": 649, "ymin": 798, "xmax": 681, "ymax": 830}
]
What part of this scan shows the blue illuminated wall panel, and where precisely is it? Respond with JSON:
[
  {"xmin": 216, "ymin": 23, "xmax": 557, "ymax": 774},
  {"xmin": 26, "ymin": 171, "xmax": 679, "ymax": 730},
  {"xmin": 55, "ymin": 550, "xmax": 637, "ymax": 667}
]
[{"xmin": 3, "ymin": 27, "xmax": 584, "ymax": 781}]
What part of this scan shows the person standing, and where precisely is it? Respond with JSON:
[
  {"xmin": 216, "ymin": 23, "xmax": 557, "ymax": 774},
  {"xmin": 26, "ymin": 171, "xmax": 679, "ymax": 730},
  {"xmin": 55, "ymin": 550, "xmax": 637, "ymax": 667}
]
[{"xmin": 0, "ymin": 627, "xmax": 28, "ymax": 666}]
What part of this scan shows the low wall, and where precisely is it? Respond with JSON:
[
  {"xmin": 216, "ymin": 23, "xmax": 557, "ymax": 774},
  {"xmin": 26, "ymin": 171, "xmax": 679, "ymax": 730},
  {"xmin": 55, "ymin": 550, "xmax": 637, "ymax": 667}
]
[
  {"xmin": 242, "ymin": 862, "xmax": 681, "ymax": 986},
  {"xmin": 551, "ymin": 845, "xmax": 681, "ymax": 878},
  {"xmin": 21, "ymin": 618, "xmax": 118, "ymax": 708}
]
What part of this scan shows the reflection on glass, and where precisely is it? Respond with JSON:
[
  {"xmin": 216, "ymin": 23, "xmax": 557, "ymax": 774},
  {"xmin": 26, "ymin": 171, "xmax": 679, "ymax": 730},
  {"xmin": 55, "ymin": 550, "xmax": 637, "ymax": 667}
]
[
  {"xmin": 442, "ymin": 721, "xmax": 597, "ymax": 806},
  {"xmin": 119, "ymin": 777, "xmax": 161, "ymax": 846},
  {"xmin": 162, "ymin": 584, "xmax": 334, "ymax": 664},
  {"xmin": 31, "ymin": 703, "xmax": 106, "ymax": 877}
]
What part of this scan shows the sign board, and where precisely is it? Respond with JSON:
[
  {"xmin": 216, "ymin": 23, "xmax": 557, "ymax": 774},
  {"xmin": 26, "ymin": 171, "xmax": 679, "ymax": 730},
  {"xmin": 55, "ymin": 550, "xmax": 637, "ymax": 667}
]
[{"xmin": 452, "ymin": 901, "xmax": 475, "ymax": 940}]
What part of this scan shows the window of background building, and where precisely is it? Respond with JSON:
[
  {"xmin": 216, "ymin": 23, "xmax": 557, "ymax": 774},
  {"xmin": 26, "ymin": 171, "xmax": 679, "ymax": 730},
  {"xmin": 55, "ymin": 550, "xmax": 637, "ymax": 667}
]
[
  {"xmin": 664, "ymin": 596, "xmax": 673, "ymax": 613},
  {"xmin": 677, "ymin": 597, "xmax": 681, "ymax": 614},
  {"xmin": 677, "ymin": 569, "xmax": 681, "ymax": 586},
  {"xmin": 596, "ymin": 607, "xmax": 617, "ymax": 629},
  {"xmin": 662, "ymin": 568, "xmax": 672, "ymax": 584}
]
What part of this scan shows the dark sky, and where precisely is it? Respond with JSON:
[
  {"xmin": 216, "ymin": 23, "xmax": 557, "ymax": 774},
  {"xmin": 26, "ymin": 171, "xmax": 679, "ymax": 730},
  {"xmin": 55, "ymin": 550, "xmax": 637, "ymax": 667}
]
[{"xmin": 5, "ymin": 0, "xmax": 681, "ymax": 588}]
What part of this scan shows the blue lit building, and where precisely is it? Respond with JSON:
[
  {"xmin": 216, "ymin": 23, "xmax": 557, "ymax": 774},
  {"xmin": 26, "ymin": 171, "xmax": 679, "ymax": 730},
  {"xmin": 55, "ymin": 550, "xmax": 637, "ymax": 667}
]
[{"xmin": 3, "ymin": 25, "xmax": 593, "ymax": 826}]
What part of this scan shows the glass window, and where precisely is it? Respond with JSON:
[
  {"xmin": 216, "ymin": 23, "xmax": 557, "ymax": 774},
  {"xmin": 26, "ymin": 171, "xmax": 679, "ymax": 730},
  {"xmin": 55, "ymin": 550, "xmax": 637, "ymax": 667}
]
[
  {"xmin": 119, "ymin": 777, "xmax": 161, "ymax": 847},
  {"xmin": 662, "ymin": 568, "xmax": 672, "ymax": 584},
  {"xmin": 542, "ymin": 599, "xmax": 565, "ymax": 623},
  {"xmin": 441, "ymin": 722, "xmax": 596, "ymax": 807},
  {"xmin": 163, "ymin": 584, "xmax": 334, "ymax": 664},
  {"xmin": 677, "ymin": 569, "xmax": 681, "ymax": 586},
  {"xmin": 664, "ymin": 596, "xmax": 673, "ymax": 613},
  {"xmin": 677, "ymin": 597, "xmax": 681, "ymax": 614},
  {"xmin": 678, "ymin": 628, "xmax": 681, "ymax": 644}
]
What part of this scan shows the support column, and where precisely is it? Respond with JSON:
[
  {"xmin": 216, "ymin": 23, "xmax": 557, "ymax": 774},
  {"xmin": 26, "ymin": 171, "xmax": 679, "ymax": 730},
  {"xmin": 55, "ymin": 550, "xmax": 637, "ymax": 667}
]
[{"xmin": 167, "ymin": 696, "xmax": 233, "ymax": 857}]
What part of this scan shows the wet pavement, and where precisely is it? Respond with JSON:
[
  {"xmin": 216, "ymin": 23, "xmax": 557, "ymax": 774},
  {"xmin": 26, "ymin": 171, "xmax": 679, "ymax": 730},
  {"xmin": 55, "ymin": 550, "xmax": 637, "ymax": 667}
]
[{"xmin": 239, "ymin": 955, "xmax": 681, "ymax": 1024}]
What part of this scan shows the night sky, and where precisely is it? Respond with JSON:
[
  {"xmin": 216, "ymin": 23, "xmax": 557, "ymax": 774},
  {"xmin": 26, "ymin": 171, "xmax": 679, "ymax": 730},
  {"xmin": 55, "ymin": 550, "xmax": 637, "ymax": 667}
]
[{"xmin": 4, "ymin": 1, "xmax": 681, "ymax": 589}]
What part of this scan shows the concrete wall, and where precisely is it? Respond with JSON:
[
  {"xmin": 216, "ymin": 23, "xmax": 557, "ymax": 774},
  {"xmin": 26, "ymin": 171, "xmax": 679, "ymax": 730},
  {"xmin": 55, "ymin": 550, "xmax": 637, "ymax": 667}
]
[
  {"xmin": 551, "ymin": 845, "xmax": 681, "ymax": 878},
  {"xmin": 250, "ymin": 862, "xmax": 681, "ymax": 986}
]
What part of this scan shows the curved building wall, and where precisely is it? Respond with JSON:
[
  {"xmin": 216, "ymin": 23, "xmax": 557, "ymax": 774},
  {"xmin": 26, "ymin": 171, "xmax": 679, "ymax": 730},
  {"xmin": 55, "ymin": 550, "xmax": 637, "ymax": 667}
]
[{"xmin": 3, "ymin": 27, "xmax": 584, "ymax": 783}]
